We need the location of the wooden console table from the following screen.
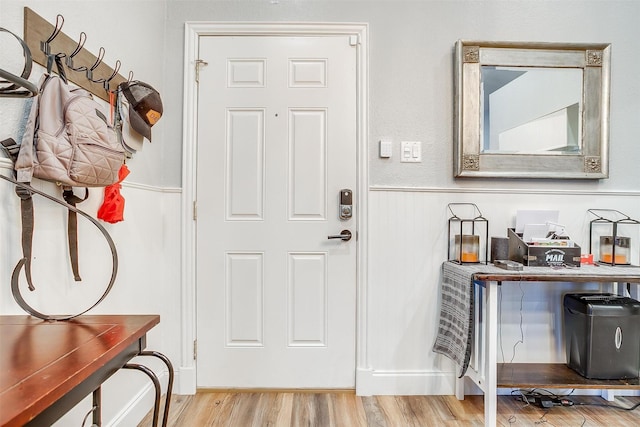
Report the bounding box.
[0,315,172,427]
[436,262,640,427]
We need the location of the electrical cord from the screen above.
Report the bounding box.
[499,277,640,421]
[81,405,98,427]
[512,389,567,405]
[502,280,526,424]
[512,388,640,411]
[575,399,640,411]
[499,279,525,365]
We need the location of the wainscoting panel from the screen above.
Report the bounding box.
[364,187,640,395]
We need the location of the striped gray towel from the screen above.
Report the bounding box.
[432,262,476,377]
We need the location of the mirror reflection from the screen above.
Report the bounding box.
[481,67,583,154]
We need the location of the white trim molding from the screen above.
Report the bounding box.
[109,371,171,427]
[121,182,181,194]
[181,22,369,395]
[370,185,640,197]
[357,368,457,396]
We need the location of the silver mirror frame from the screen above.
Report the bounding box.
[454,40,611,179]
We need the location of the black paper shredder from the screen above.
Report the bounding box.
[564,293,640,380]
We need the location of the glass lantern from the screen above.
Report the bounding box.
[599,236,631,265]
[588,209,640,266]
[448,203,488,264]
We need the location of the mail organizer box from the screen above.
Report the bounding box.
[507,228,581,267]
[564,293,640,379]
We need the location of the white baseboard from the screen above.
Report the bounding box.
[108,370,171,427]
[356,368,456,396]
[356,368,640,398]
[178,366,197,395]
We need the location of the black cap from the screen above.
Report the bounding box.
[118,80,163,142]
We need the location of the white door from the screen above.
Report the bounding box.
[196,35,357,388]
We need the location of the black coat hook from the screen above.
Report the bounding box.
[39,14,68,78]
[103,59,121,91]
[86,46,105,82]
[66,31,87,71]
[40,14,64,56]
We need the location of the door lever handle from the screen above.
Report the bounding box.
[328,230,352,242]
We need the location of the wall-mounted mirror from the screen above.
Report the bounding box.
[454,40,611,179]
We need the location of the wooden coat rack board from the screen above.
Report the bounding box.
[23,7,128,102]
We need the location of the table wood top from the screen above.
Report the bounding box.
[445,261,640,283]
[0,315,159,427]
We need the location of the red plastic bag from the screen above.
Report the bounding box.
[97,164,130,223]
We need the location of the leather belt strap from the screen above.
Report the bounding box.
[15,186,36,291]
[63,187,89,281]
[0,27,33,95]
[0,174,118,321]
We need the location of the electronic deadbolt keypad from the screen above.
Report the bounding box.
[339,189,353,220]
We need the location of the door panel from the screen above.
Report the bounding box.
[196,35,357,388]
[226,109,265,219]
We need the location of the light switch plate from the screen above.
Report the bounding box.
[400,141,421,162]
[379,140,392,158]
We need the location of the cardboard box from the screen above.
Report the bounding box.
[508,228,581,267]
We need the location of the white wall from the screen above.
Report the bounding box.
[0,1,180,425]
[163,0,640,190]
[1,1,639,424]
[163,0,640,396]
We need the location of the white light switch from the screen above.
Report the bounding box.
[379,140,393,158]
[400,141,421,162]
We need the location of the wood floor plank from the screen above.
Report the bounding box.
[328,392,368,427]
[227,392,263,426]
[375,396,410,426]
[255,392,291,427]
[406,394,459,424]
[187,392,233,426]
[160,394,192,426]
[274,392,295,426]
[360,396,388,427]
[290,393,331,427]
[440,395,483,423]
[138,394,192,427]
[138,392,640,426]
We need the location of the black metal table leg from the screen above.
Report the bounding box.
[137,351,174,427]
[92,387,101,426]
[123,364,161,427]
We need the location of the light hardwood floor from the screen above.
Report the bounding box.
[138,391,640,426]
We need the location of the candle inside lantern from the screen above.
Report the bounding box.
[599,236,631,265]
[455,234,480,263]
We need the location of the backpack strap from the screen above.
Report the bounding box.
[13,184,90,288]
[14,74,48,184]
[62,187,89,281]
[0,173,118,320]
[1,138,20,164]
[46,52,67,84]
[15,186,36,291]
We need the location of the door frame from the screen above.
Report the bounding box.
[179,22,369,394]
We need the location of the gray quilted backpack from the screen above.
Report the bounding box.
[15,71,125,186]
